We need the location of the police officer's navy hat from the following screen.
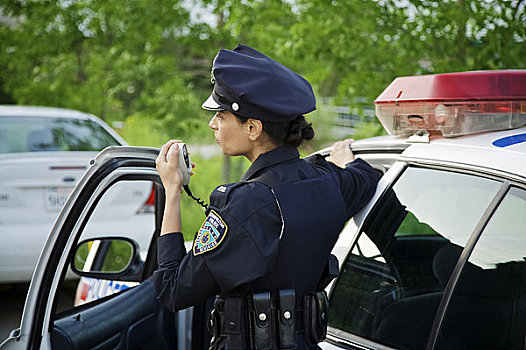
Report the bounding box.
[202,44,316,122]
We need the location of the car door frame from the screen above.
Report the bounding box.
[1,146,163,350]
[320,160,407,350]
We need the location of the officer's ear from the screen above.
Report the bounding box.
[247,118,264,141]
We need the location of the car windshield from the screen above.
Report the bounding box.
[0,116,119,154]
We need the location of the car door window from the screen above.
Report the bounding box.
[328,167,502,350]
[436,186,526,350]
[55,179,155,312]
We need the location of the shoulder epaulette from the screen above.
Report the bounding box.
[207,182,244,215]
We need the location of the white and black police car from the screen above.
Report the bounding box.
[2,70,526,350]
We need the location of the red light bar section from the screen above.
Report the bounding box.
[375,70,526,104]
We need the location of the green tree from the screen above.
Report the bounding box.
[2,0,525,144]
[403,0,526,72]
[288,0,526,103]
[279,0,526,140]
[0,0,214,143]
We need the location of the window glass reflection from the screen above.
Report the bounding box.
[393,168,500,247]
[469,187,526,268]
[328,167,501,350]
[0,116,119,154]
[437,187,526,350]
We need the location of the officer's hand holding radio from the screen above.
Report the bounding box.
[156,140,193,191]
[156,140,195,235]
[327,138,355,168]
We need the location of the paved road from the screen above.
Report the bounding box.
[0,282,76,343]
[0,283,28,342]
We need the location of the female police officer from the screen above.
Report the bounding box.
[153,45,381,349]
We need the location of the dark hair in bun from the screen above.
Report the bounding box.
[273,115,314,147]
[235,115,314,147]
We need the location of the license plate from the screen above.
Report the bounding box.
[45,187,72,211]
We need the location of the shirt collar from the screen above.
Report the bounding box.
[240,145,300,182]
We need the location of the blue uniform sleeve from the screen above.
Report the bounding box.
[314,157,381,218]
[152,232,221,312]
[340,158,382,217]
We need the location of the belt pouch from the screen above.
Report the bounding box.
[303,291,329,346]
[224,297,245,350]
[251,291,272,350]
[278,289,296,349]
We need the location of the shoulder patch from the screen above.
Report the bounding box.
[193,210,228,256]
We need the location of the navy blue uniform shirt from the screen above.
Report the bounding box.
[153,146,381,313]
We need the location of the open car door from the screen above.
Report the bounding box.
[1,146,188,350]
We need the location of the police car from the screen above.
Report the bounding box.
[2,70,526,350]
[320,70,526,350]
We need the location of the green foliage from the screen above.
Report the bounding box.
[402,0,526,72]
[396,212,438,237]
[290,0,411,100]
[351,119,387,141]
[118,113,169,147]
[2,0,525,144]
[0,0,211,129]
[2,0,526,242]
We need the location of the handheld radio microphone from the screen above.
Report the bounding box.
[167,143,208,210]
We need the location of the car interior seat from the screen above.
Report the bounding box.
[373,243,512,350]
[371,244,458,349]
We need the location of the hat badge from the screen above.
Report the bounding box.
[232,102,239,111]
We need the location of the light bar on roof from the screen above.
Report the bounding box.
[375,70,526,137]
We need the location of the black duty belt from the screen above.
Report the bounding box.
[208,289,328,350]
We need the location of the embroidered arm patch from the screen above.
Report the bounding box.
[193,210,228,255]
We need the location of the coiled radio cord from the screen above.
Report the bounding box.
[183,185,208,210]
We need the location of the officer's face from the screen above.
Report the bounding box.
[209,111,252,157]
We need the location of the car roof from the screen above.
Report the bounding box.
[401,126,526,180]
[0,105,95,119]
[330,126,526,181]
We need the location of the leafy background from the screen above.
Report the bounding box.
[1,0,525,236]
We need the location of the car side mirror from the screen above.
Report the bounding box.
[71,237,144,282]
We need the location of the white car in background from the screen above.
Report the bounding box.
[0,106,155,283]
